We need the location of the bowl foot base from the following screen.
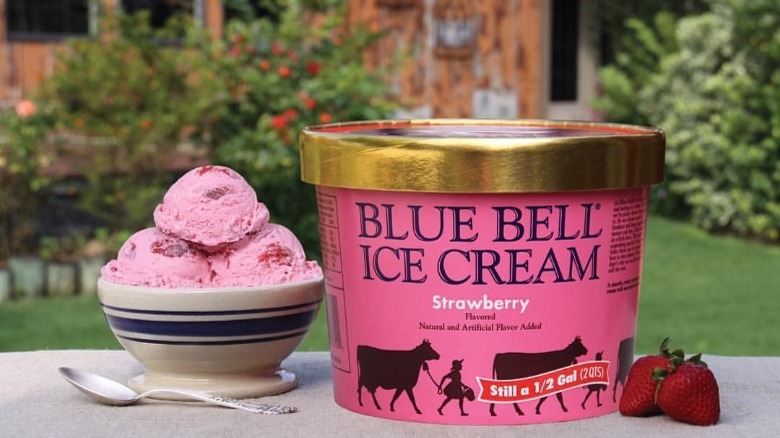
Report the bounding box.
[127,368,297,400]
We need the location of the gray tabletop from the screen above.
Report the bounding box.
[0,350,777,437]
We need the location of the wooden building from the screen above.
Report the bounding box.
[1,0,599,120]
[0,0,225,105]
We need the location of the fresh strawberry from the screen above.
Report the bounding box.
[654,354,720,426]
[619,338,676,417]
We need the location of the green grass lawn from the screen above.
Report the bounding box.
[0,292,330,352]
[1,215,779,355]
[636,216,780,355]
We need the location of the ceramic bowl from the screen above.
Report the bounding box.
[97,276,324,399]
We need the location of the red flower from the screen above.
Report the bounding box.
[15,99,36,118]
[307,61,321,76]
[228,46,241,58]
[272,42,285,56]
[297,91,317,110]
[278,66,292,78]
[318,113,333,124]
[272,114,288,129]
[284,108,299,120]
[258,59,271,71]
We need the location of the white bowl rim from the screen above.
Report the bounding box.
[97,275,325,296]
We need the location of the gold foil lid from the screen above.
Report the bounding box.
[299,119,666,193]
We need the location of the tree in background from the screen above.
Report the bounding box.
[196,0,396,253]
[592,0,708,124]
[596,1,709,64]
[18,0,394,257]
[39,9,221,238]
[0,101,55,259]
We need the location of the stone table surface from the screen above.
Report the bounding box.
[0,350,777,437]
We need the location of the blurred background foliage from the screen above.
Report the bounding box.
[38,10,221,242]
[0,101,56,260]
[2,0,780,263]
[595,0,780,241]
[0,0,396,260]
[199,0,395,253]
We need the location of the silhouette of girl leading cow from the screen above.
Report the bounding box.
[355,336,635,417]
[436,359,474,416]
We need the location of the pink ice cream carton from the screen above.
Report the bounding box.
[299,119,665,425]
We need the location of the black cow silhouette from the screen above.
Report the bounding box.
[612,337,635,402]
[489,336,588,416]
[581,351,607,409]
[356,339,440,414]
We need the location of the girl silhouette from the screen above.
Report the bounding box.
[437,359,470,416]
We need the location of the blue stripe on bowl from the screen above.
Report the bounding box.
[105,309,317,338]
[115,328,309,346]
[100,299,321,316]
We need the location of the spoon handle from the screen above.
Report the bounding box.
[141,389,298,414]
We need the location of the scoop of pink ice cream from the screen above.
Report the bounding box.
[153,165,270,250]
[100,228,211,288]
[209,223,323,287]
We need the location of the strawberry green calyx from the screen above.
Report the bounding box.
[657,337,671,356]
[653,350,708,382]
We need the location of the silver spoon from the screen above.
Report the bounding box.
[59,367,297,414]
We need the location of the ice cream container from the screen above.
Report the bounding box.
[299,119,665,425]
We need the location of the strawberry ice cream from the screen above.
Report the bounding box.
[100,228,211,288]
[101,165,322,288]
[153,165,270,250]
[210,223,321,287]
